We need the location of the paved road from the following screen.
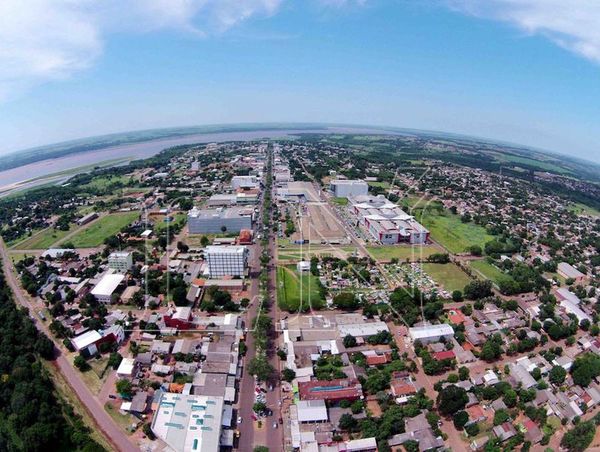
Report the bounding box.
[0,238,138,452]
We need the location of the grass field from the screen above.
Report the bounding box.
[422,263,472,293]
[11,225,76,250]
[367,181,390,189]
[469,260,513,285]
[277,265,325,312]
[153,212,187,232]
[415,209,493,254]
[62,212,138,247]
[42,362,113,450]
[332,197,349,206]
[81,175,131,190]
[569,202,600,217]
[367,245,440,262]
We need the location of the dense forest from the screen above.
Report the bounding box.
[0,259,104,451]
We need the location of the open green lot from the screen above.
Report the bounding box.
[418,211,493,254]
[61,212,138,247]
[153,212,187,232]
[367,244,440,262]
[422,263,472,293]
[469,260,513,285]
[332,197,349,206]
[277,265,325,312]
[11,225,76,250]
[81,174,132,191]
[569,202,600,217]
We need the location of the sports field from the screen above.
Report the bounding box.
[62,212,139,247]
[277,265,325,312]
[367,245,440,262]
[422,263,472,293]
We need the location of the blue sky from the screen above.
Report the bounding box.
[1,0,599,162]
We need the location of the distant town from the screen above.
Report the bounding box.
[0,133,599,452]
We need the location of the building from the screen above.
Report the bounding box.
[298,378,363,402]
[205,246,249,278]
[296,400,329,423]
[350,195,429,245]
[90,274,125,303]
[77,212,98,226]
[188,207,252,234]
[108,251,133,273]
[231,175,258,190]
[238,229,253,245]
[164,307,194,330]
[116,357,136,378]
[557,262,587,282]
[330,179,369,198]
[408,324,454,344]
[151,393,225,452]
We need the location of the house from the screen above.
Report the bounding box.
[557,262,587,283]
[493,422,517,442]
[90,274,125,303]
[163,307,194,330]
[116,357,136,378]
[296,400,328,423]
[298,379,363,402]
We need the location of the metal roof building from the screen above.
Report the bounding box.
[297,400,329,423]
[91,273,125,303]
[408,324,454,344]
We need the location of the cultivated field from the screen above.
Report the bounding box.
[62,212,139,247]
[277,265,325,312]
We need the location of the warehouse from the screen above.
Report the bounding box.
[330,179,369,198]
[408,324,454,344]
[188,207,253,234]
[91,274,125,303]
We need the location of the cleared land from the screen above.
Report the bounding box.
[298,203,347,243]
[277,265,325,312]
[367,245,440,262]
[422,263,472,293]
[62,212,139,247]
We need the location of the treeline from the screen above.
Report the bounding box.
[0,260,105,451]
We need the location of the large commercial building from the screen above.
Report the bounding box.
[91,274,125,303]
[205,246,249,278]
[408,324,454,344]
[350,195,429,245]
[151,392,226,452]
[231,175,258,190]
[108,251,133,273]
[188,207,253,234]
[330,179,369,198]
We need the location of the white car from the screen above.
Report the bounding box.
[237,417,242,424]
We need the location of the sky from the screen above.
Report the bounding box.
[0,0,599,163]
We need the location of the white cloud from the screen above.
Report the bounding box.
[0,0,283,100]
[446,0,600,63]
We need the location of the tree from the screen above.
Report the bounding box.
[459,366,470,381]
[253,447,269,452]
[560,421,596,452]
[343,334,357,348]
[253,402,267,414]
[437,385,468,416]
[503,389,518,408]
[480,335,503,361]
[453,410,469,429]
[463,280,493,300]
[572,353,600,387]
[200,235,210,247]
[248,355,274,382]
[282,368,296,382]
[452,290,464,302]
[333,292,359,310]
[172,286,188,306]
[116,379,133,398]
[107,352,123,369]
[549,366,567,385]
[338,413,357,431]
[74,355,90,371]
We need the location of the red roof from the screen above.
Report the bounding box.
[448,310,466,325]
[366,354,390,366]
[239,229,253,244]
[298,379,363,402]
[391,381,417,397]
[433,350,455,361]
[466,404,485,421]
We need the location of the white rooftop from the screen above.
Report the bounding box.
[116,357,135,376]
[409,324,454,340]
[297,400,328,422]
[205,245,247,255]
[91,274,125,297]
[72,330,102,350]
